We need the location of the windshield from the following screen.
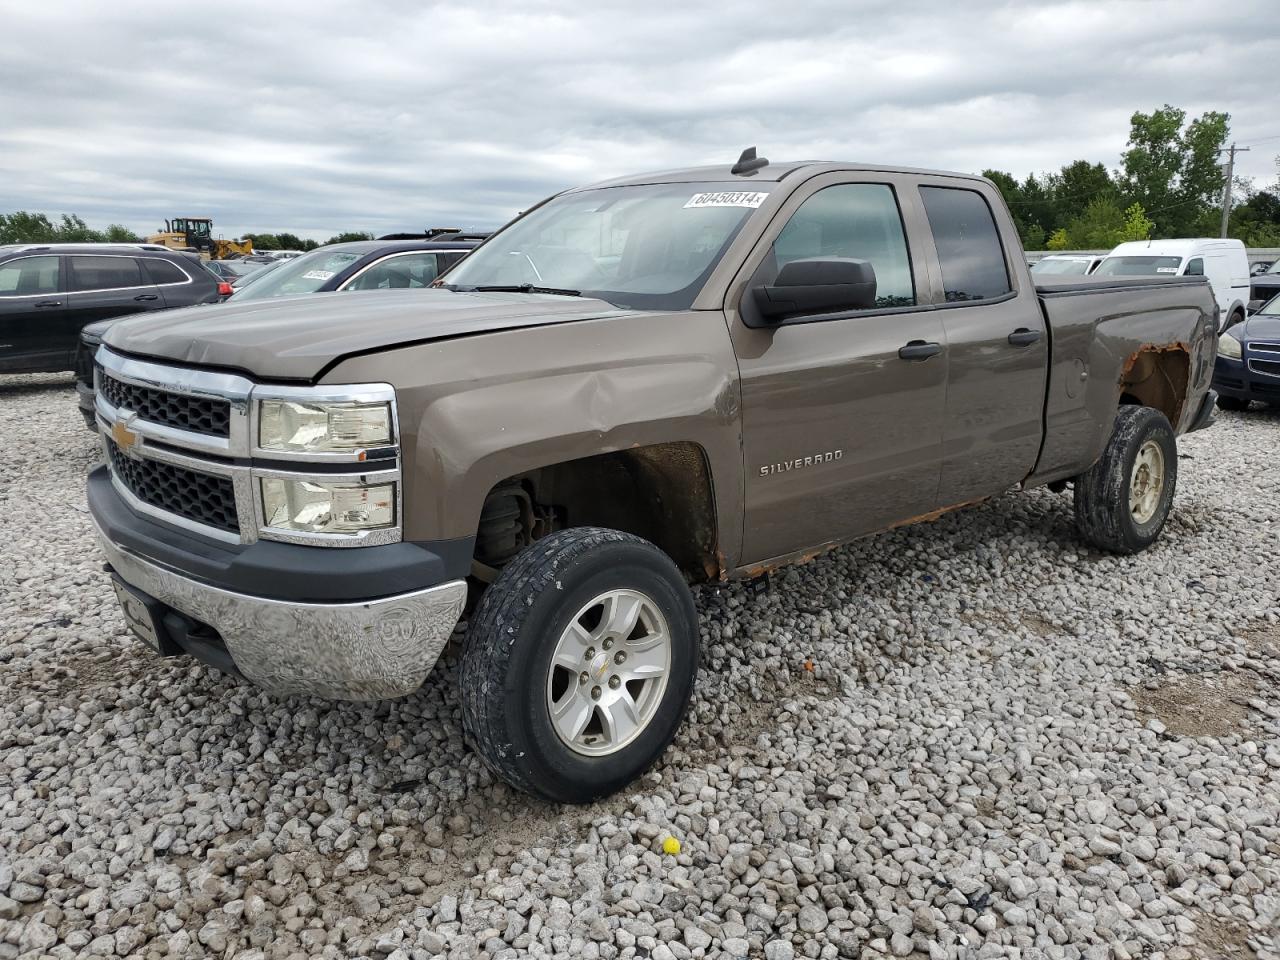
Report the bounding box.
[229,248,361,300]
[442,182,774,310]
[1094,255,1183,276]
[1259,295,1280,316]
[1031,258,1092,276]
[1267,260,1280,275]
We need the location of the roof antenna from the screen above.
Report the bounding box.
[731,146,769,177]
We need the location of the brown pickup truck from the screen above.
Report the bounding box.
[88,152,1218,802]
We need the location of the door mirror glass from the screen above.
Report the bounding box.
[753,257,877,321]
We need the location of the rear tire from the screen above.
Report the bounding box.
[460,527,699,803]
[1217,394,1249,412]
[1074,406,1177,554]
[1223,309,1245,332]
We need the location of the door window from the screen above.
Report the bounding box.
[0,256,60,296]
[342,253,440,290]
[919,187,1011,302]
[142,258,189,285]
[770,184,915,308]
[70,256,145,292]
[1184,258,1204,276]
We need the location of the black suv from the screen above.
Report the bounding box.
[0,244,221,380]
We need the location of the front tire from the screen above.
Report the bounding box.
[460,527,699,803]
[1073,405,1177,554]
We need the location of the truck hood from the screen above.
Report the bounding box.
[102,288,630,381]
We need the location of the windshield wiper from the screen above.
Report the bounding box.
[469,283,582,297]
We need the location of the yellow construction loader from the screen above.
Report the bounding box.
[146,217,253,260]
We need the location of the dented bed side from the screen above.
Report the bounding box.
[1027,276,1217,487]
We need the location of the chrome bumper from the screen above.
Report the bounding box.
[95,521,467,701]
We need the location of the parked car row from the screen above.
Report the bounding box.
[66,234,488,427]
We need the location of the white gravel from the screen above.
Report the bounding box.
[1,372,1278,960]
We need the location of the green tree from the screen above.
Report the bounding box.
[103,224,142,243]
[1118,105,1229,237]
[0,212,58,243]
[1119,203,1154,242]
[1050,160,1116,225]
[324,231,374,245]
[244,233,280,250]
[1046,228,1070,250]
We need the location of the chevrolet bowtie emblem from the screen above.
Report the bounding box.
[111,416,141,457]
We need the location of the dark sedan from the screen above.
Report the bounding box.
[1215,294,1280,410]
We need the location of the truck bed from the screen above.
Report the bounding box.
[1029,274,1216,485]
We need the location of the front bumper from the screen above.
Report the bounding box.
[90,467,467,701]
[1214,354,1280,404]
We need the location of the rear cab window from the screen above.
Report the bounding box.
[0,256,60,295]
[919,186,1011,302]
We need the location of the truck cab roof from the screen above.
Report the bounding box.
[575,160,989,191]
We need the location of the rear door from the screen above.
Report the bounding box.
[730,173,948,564]
[915,181,1048,505]
[0,255,67,371]
[141,256,207,308]
[66,255,163,334]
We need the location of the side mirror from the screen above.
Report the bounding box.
[1247,299,1264,315]
[753,257,876,322]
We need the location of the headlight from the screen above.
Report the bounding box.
[1218,334,1242,360]
[258,398,392,454]
[261,477,396,534]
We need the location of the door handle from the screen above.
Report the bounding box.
[34,300,62,308]
[898,340,942,361]
[1008,327,1042,346]
[134,294,159,302]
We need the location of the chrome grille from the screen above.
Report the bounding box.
[106,439,239,534]
[99,370,231,437]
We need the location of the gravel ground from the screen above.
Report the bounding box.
[1,373,1278,960]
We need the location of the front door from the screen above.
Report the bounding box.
[729,174,948,566]
[0,255,67,372]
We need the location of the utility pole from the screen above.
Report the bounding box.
[1219,142,1250,238]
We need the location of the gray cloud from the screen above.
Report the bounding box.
[2,0,1277,240]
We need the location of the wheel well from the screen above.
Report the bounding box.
[1118,344,1190,427]
[473,441,721,583]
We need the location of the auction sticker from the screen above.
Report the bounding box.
[1156,267,1178,273]
[302,270,335,281]
[684,191,769,209]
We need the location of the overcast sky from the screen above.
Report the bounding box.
[2,0,1278,241]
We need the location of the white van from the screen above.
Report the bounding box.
[1094,239,1251,330]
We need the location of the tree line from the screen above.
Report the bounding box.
[0,214,373,252]
[5,105,1278,253]
[984,105,1279,249]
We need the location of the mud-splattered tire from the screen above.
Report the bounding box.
[1073,405,1177,554]
[1217,394,1249,412]
[460,527,699,804]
